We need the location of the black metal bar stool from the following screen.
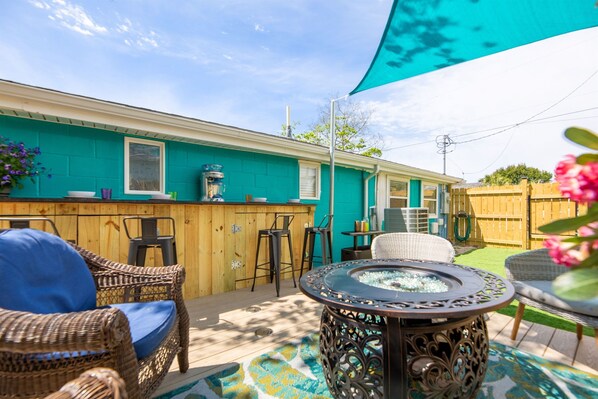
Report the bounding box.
[300,214,333,277]
[251,213,296,297]
[0,217,60,236]
[123,216,177,266]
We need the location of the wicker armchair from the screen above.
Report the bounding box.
[0,229,189,399]
[505,248,598,345]
[44,368,127,399]
[371,232,455,262]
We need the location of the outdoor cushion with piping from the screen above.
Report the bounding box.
[111,300,177,359]
[31,300,177,362]
[0,228,96,314]
[512,280,598,318]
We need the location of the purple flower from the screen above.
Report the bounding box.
[0,135,47,189]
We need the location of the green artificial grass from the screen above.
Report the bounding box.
[455,247,594,337]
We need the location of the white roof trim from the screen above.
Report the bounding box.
[0,80,462,184]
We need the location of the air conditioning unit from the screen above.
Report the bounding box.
[384,207,429,233]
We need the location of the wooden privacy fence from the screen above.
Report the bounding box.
[449,180,586,249]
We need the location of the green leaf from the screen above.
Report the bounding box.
[539,212,597,234]
[576,153,598,165]
[553,268,598,301]
[565,127,598,150]
[561,236,598,247]
[578,250,598,268]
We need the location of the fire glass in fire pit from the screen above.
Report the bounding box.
[356,269,449,293]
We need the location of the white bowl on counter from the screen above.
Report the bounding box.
[253,197,267,203]
[67,191,96,198]
[151,193,172,200]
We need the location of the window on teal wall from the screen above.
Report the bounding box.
[124,137,165,194]
[387,178,408,208]
[422,182,438,217]
[299,161,320,200]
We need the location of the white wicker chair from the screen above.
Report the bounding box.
[371,232,455,263]
[505,248,598,345]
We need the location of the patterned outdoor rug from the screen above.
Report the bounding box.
[155,334,598,399]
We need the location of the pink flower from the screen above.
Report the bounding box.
[555,155,598,204]
[544,222,598,267]
[544,236,583,267]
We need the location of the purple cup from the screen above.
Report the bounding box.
[101,188,112,200]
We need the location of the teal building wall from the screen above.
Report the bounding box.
[1,114,372,261]
[0,115,299,202]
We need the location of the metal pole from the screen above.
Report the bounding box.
[329,95,348,245]
[286,105,292,138]
[329,99,336,235]
[436,134,454,175]
[443,135,447,174]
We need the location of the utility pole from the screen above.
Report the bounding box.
[436,134,455,174]
[285,105,292,138]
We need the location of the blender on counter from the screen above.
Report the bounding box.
[201,164,225,201]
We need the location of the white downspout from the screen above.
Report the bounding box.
[364,165,380,229]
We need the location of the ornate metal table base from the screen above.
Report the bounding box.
[319,306,489,399]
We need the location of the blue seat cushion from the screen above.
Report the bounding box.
[111,300,177,359]
[0,229,96,314]
[514,280,598,317]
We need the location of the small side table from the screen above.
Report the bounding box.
[340,230,384,260]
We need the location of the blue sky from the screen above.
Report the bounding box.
[1,0,598,182]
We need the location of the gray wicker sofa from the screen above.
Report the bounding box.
[504,248,598,345]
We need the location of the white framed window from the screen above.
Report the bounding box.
[422,182,438,217]
[124,137,165,195]
[387,178,409,208]
[299,161,320,200]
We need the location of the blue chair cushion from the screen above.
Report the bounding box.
[0,229,96,314]
[514,280,598,317]
[111,300,177,359]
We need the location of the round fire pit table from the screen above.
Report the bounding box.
[299,258,515,399]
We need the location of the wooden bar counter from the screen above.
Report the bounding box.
[0,198,315,300]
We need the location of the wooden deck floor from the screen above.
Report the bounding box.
[153,280,598,397]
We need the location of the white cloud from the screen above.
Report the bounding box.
[137,36,158,48]
[29,0,163,51]
[113,16,161,51]
[29,0,50,10]
[117,18,132,33]
[254,24,265,32]
[49,0,107,36]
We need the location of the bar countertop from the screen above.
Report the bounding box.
[0,197,311,206]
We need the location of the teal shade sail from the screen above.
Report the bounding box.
[351,0,598,94]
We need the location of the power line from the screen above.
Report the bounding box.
[382,67,598,177]
[384,105,598,151]
[455,68,598,176]
[452,106,598,139]
[454,67,598,145]
[462,130,517,175]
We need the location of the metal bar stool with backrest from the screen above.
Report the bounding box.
[123,216,177,266]
[252,213,296,297]
[300,214,333,277]
[0,217,60,236]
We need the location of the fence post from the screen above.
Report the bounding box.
[521,178,530,250]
